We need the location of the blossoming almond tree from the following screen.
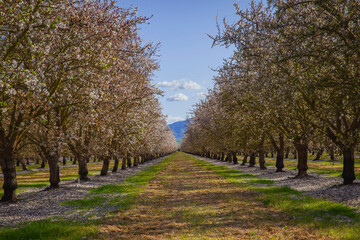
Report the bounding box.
[0,0,70,202]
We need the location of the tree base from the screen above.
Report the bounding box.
[295,172,309,178]
[0,195,17,203]
[343,177,354,185]
[80,177,90,181]
[49,184,59,189]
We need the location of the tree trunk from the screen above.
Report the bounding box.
[249,153,256,167]
[276,135,285,172]
[241,155,248,165]
[0,150,18,202]
[133,156,139,167]
[112,157,119,172]
[121,157,127,170]
[62,156,66,166]
[259,151,266,169]
[221,152,225,161]
[329,146,335,161]
[78,156,90,181]
[341,147,355,185]
[100,157,110,176]
[314,147,323,161]
[232,152,238,164]
[40,157,46,168]
[285,147,290,158]
[259,139,267,170]
[294,142,308,178]
[48,157,60,188]
[20,159,27,170]
[127,156,132,168]
[72,157,76,165]
[225,153,231,162]
[293,150,297,159]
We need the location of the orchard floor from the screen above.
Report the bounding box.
[99,152,331,239]
[2,152,359,239]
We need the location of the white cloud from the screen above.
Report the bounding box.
[167,93,189,102]
[196,92,207,99]
[166,116,185,124]
[157,79,202,91]
[180,81,201,90]
[157,80,179,88]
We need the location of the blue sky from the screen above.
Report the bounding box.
[121,0,249,123]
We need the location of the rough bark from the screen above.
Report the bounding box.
[241,155,248,165]
[249,153,256,167]
[112,156,119,172]
[20,159,27,170]
[329,146,335,161]
[127,156,132,168]
[100,157,110,176]
[133,156,139,167]
[121,157,127,170]
[294,141,308,178]
[232,152,238,164]
[78,156,90,180]
[40,157,46,168]
[48,157,60,188]
[341,147,355,185]
[259,151,266,169]
[225,153,231,162]
[0,149,18,202]
[270,134,284,172]
[285,147,290,158]
[314,147,323,161]
[259,139,267,170]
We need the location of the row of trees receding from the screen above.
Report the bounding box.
[181,0,360,185]
[0,0,178,202]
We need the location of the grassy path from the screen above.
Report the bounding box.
[2,152,359,239]
[99,152,327,239]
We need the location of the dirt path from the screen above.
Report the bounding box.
[99,153,327,239]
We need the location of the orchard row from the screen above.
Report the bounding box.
[0,0,177,202]
[181,0,360,184]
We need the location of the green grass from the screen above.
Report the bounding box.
[15,163,43,172]
[0,155,174,240]
[0,220,97,240]
[63,155,172,210]
[191,155,360,239]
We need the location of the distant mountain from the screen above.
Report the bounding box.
[168,120,188,143]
